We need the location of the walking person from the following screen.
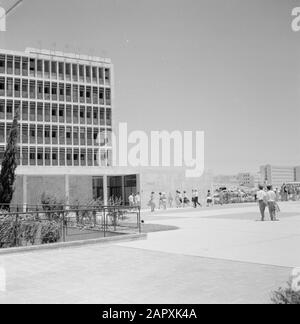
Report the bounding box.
[158,193,163,209]
[192,190,196,208]
[183,191,190,207]
[162,192,167,210]
[257,185,267,221]
[168,192,174,208]
[128,193,134,207]
[206,190,213,207]
[194,189,202,208]
[134,192,141,207]
[266,185,278,221]
[175,191,182,208]
[148,192,156,213]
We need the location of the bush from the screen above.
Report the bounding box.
[40,221,61,244]
[271,282,300,304]
[0,212,61,248]
[41,193,65,221]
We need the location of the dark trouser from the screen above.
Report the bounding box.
[195,197,202,207]
[268,201,276,221]
[259,200,266,221]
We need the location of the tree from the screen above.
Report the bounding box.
[0,115,19,209]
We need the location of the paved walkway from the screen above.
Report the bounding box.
[0,202,298,304]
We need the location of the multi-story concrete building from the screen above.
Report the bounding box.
[0,47,141,207]
[0,47,212,209]
[260,165,300,188]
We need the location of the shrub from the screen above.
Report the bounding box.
[41,193,65,221]
[271,282,300,304]
[40,220,61,244]
[0,212,61,248]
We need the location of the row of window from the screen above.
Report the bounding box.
[0,100,112,126]
[0,78,111,105]
[0,55,111,84]
[0,123,112,147]
[0,146,112,167]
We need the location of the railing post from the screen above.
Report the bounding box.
[14,214,19,247]
[62,211,66,242]
[103,208,106,238]
[138,207,141,234]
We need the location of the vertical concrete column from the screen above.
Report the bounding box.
[121,176,125,205]
[103,175,108,206]
[65,175,70,207]
[23,175,28,212]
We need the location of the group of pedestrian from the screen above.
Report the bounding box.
[257,185,280,221]
[148,189,206,213]
[128,192,141,207]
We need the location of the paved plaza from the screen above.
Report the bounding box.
[0,202,299,304]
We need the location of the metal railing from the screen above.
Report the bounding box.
[0,205,141,249]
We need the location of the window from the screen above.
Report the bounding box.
[22,79,28,98]
[67,149,72,166]
[99,88,104,104]
[105,89,111,105]
[44,82,50,100]
[0,123,5,143]
[105,68,110,84]
[37,148,43,166]
[29,148,36,165]
[80,106,85,124]
[29,58,36,77]
[66,84,71,102]
[37,126,43,144]
[22,125,28,143]
[73,85,78,102]
[51,62,57,78]
[52,104,58,122]
[87,128,93,146]
[37,81,43,100]
[93,107,99,125]
[59,62,64,80]
[14,79,21,98]
[6,101,13,120]
[93,87,98,104]
[30,80,36,99]
[87,107,92,124]
[99,68,104,84]
[30,102,36,121]
[0,100,4,119]
[44,61,50,78]
[22,57,28,76]
[44,103,50,122]
[52,148,58,166]
[79,65,84,82]
[80,86,85,103]
[7,78,13,97]
[93,177,103,200]
[30,125,36,144]
[59,148,65,166]
[22,147,28,166]
[86,66,91,82]
[92,67,98,83]
[66,63,71,81]
[45,148,51,166]
[59,127,65,145]
[80,149,86,166]
[7,56,13,74]
[45,126,50,144]
[59,83,65,101]
[73,106,79,124]
[66,105,72,123]
[72,64,78,81]
[74,149,79,166]
[22,102,28,121]
[52,83,57,101]
[52,126,58,145]
[73,127,79,145]
[86,86,91,103]
[0,55,5,74]
[80,128,86,145]
[66,127,72,145]
[100,108,105,125]
[37,60,43,78]
[106,109,112,126]
[0,77,5,96]
[37,103,43,122]
[59,105,65,123]
[14,57,21,75]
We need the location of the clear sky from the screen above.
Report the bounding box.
[1,0,300,175]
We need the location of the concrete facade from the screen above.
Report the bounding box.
[260,165,300,188]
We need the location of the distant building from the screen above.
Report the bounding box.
[260,165,300,188]
[213,174,239,190]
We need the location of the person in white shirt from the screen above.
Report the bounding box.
[128,193,134,207]
[134,193,141,206]
[266,185,278,221]
[257,185,267,221]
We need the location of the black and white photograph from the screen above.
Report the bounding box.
[0,0,300,308]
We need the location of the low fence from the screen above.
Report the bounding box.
[0,205,141,249]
